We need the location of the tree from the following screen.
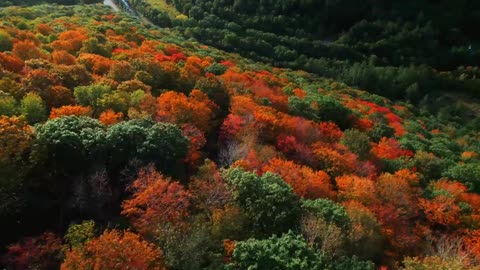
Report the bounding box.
[335,175,377,205]
[341,129,371,159]
[61,230,165,270]
[121,165,191,237]
[64,220,96,249]
[35,116,106,170]
[228,232,331,270]
[3,232,63,270]
[49,105,92,119]
[52,50,76,65]
[0,30,13,52]
[73,84,112,115]
[20,92,47,124]
[302,199,350,229]
[223,167,300,236]
[0,116,35,214]
[99,109,123,126]
[12,40,46,60]
[262,158,334,199]
[157,90,217,133]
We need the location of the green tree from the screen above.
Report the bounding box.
[73,84,112,115]
[0,94,18,116]
[64,220,96,249]
[0,30,13,52]
[341,129,371,159]
[301,199,351,229]
[223,168,300,236]
[228,232,331,270]
[36,116,106,170]
[20,93,47,124]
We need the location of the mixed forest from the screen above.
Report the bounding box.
[0,1,479,270]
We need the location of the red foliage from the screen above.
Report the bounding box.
[263,158,334,199]
[0,52,24,72]
[372,137,413,160]
[121,165,191,237]
[220,114,246,141]
[3,232,62,270]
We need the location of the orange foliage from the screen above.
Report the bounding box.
[0,52,24,72]
[51,29,88,54]
[262,158,334,199]
[61,230,165,270]
[157,90,217,133]
[36,24,53,36]
[49,105,92,119]
[336,175,377,205]
[52,50,76,65]
[312,143,356,176]
[372,137,413,160]
[0,116,34,163]
[419,196,461,226]
[99,109,123,126]
[121,165,191,237]
[77,53,113,75]
[13,40,47,61]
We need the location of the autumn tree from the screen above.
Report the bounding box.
[99,109,123,126]
[336,175,377,205]
[157,90,218,133]
[52,50,76,65]
[121,165,191,237]
[13,40,47,60]
[262,158,334,199]
[61,230,165,270]
[0,116,35,214]
[49,105,92,119]
[3,232,63,270]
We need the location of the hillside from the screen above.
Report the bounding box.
[120,0,480,101]
[0,3,480,270]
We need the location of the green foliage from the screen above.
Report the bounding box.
[106,119,189,168]
[301,199,350,229]
[228,232,331,270]
[74,84,112,114]
[36,116,106,169]
[0,30,13,52]
[288,94,352,129]
[223,168,300,236]
[20,93,47,124]
[341,129,371,159]
[334,256,374,270]
[205,62,227,75]
[368,123,395,142]
[443,163,480,192]
[0,94,18,116]
[64,220,96,249]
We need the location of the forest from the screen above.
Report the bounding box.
[0,1,480,270]
[120,0,480,101]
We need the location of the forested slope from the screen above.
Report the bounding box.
[0,3,479,270]
[120,0,480,101]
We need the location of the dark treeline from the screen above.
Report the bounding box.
[122,0,480,101]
